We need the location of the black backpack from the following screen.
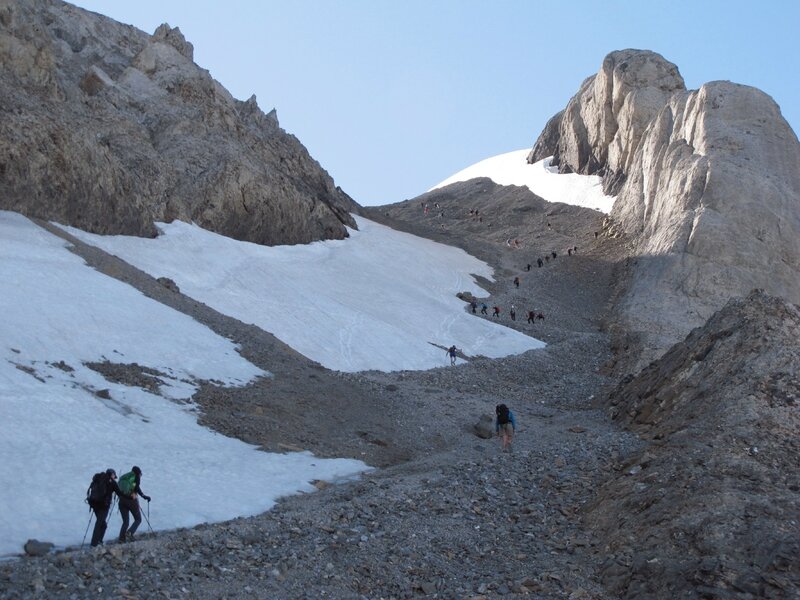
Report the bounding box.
[86,472,110,507]
[496,404,510,425]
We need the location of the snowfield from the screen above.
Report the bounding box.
[431,150,615,213]
[1,209,547,557]
[0,212,366,557]
[66,215,545,373]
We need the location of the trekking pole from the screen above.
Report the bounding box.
[80,511,93,549]
[142,501,155,534]
[106,495,117,527]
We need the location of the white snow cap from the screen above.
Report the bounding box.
[431,150,615,213]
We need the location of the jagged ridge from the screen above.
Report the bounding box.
[0,0,358,245]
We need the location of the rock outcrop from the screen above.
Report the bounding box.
[528,50,686,196]
[587,291,800,599]
[0,0,358,245]
[530,50,800,370]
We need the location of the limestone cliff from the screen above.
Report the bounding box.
[0,0,358,245]
[529,50,686,195]
[530,50,800,369]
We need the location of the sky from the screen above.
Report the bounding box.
[69,1,799,206]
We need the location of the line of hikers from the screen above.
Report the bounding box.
[468,300,544,323]
[86,465,151,547]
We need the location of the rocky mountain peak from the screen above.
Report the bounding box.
[530,49,800,371]
[0,0,358,245]
[152,23,193,60]
[529,49,685,195]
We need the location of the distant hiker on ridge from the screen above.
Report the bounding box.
[510,305,516,321]
[537,258,543,268]
[480,303,488,315]
[513,276,520,288]
[492,306,500,318]
[118,466,151,543]
[526,310,535,324]
[470,300,477,314]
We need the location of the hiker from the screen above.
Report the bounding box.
[537,258,543,268]
[568,248,572,256]
[551,251,557,259]
[537,312,545,320]
[495,404,516,452]
[526,310,535,324]
[480,303,488,315]
[118,466,151,543]
[594,231,598,238]
[492,306,500,318]
[86,468,130,547]
[470,300,477,314]
[446,345,458,366]
[510,306,516,321]
[573,246,578,253]
[513,276,520,288]
[526,263,531,272]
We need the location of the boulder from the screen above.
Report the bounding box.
[473,414,494,439]
[24,539,53,557]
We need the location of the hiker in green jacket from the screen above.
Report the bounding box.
[118,466,151,542]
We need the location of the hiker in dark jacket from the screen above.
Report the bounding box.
[118,466,151,543]
[495,404,517,452]
[88,469,130,547]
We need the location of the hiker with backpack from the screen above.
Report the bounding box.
[118,466,151,543]
[495,404,516,452]
[446,345,458,366]
[86,468,131,547]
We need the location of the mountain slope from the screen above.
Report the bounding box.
[588,291,800,599]
[0,0,358,245]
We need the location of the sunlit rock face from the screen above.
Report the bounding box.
[0,0,358,245]
[530,50,800,369]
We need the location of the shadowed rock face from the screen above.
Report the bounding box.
[0,0,358,245]
[530,50,800,370]
[589,291,800,599]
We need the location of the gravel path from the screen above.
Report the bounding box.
[1,195,639,599]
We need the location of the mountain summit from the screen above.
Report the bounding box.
[531,49,800,370]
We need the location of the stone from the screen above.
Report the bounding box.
[156,277,180,294]
[473,414,494,439]
[23,539,53,557]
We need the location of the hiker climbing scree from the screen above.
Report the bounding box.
[495,404,516,453]
[118,466,151,543]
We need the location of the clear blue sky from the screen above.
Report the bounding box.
[71,1,799,206]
